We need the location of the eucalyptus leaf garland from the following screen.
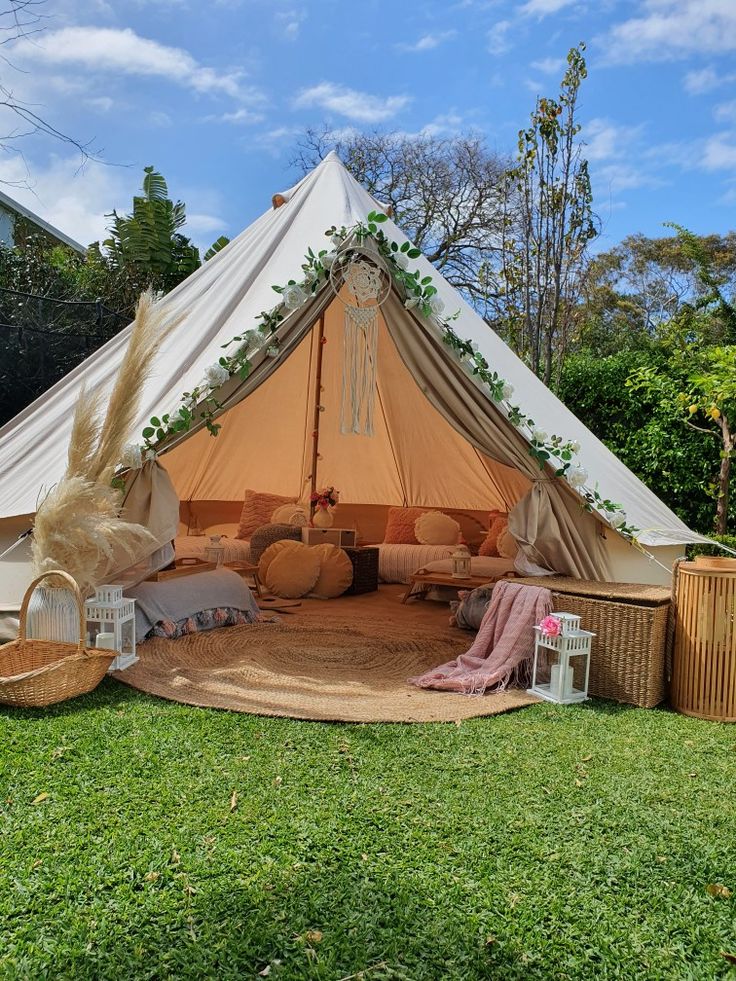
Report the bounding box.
[129,212,638,541]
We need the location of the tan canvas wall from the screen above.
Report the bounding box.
[162,298,531,512]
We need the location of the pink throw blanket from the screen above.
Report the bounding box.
[409,581,552,695]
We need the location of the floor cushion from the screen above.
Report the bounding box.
[258,538,304,580]
[414,510,461,546]
[264,545,322,599]
[420,556,516,578]
[309,544,354,599]
[478,514,508,557]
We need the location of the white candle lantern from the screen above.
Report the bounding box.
[529,613,594,705]
[451,544,472,579]
[84,585,137,672]
[205,534,225,567]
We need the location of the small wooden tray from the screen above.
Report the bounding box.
[147,560,216,582]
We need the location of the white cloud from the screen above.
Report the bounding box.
[206,107,265,125]
[530,56,566,74]
[85,96,114,113]
[521,0,577,15]
[595,162,665,192]
[487,20,511,54]
[396,30,457,53]
[0,155,131,246]
[714,100,736,124]
[419,112,464,137]
[186,212,226,234]
[701,132,736,170]
[276,7,306,41]
[294,83,411,123]
[584,118,643,162]
[10,26,261,101]
[148,110,173,127]
[683,65,736,94]
[602,1,736,64]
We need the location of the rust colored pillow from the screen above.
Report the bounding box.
[383,506,430,544]
[478,514,508,557]
[237,489,296,540]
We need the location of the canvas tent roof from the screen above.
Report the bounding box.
[0,152,707,600]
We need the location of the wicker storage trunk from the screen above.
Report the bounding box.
[514,576,671,708]
[344,547,379,595]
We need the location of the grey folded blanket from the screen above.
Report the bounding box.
[126,569,258,642]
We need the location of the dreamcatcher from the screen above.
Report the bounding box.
[329,243,391,436]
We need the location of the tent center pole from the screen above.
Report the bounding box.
[309,311,326,508]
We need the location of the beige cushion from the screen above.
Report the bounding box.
[237,489,296,539]
[265,545,322,599]
[420,556,516,578]
[271,503,309,527]
[309,544,354,599]
[258,539,304,580]
[497,528,519,559]
[414,511,461,546]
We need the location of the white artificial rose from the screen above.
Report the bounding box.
[204,363,230,388]
[569,439,581,454]
[606,510,627,530]
[430,296,445,316]
[404,296,420,310]
[167,405,183,422]
[394,252,409,269]
[322,252,336,269]
[242,330,260,349]
[121,443,143,470]
[532,428,548,444]
[566,463,588,489]
[331,233,343,246]
[502,382,514,400]
[283,284,307,310]
[144,448,157,462]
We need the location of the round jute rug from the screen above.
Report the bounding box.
[115,620,539,723]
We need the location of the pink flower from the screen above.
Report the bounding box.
[539,615,562,637]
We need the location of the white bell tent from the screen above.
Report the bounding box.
[0,152,708,607]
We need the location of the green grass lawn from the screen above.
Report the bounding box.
[1,682,735,980]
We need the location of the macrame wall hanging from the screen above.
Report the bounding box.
[330,244,390,436]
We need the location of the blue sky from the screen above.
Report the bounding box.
[4,0,736,254]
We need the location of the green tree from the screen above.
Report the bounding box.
[626,227,736,535]
[500,42,598,385]
[92,166,201,298]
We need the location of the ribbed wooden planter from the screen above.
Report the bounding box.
[671,558,736,722]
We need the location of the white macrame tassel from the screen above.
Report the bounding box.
[340,305,378,436]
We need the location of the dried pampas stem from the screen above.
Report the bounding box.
[90,290,181,485]
[32,289,182,592]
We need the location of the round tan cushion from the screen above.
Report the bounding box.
[414,510,461,546]
[309,544,354,599]
[265,545,322,599]
[258,539,304,580]
[497,528,519,559]
[271,503,309,527]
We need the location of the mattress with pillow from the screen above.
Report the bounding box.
[175,529,252,564]
[377,544,457,584]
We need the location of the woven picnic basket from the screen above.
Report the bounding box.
[0,571,115,708]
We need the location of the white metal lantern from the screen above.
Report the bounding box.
[205,534,225,567]
[85,585,137,672]
[451,544,472,579]
[528,613,594,705]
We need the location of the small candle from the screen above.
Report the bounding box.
[549,663,561,698]
[95,632,117,651]
[563,662,576,698]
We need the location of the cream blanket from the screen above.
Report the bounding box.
[409,580,552,694]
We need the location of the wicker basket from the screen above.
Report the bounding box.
[513,576,671,708]
[344,547,379,595]
[249,523,303,564]
[0,571,115,709]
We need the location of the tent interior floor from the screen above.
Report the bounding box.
[115,585,540,723]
